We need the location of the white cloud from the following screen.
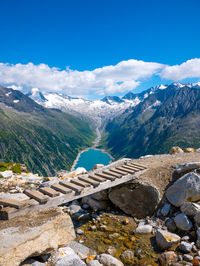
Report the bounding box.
[160,58,200,81]
[0,60,164,96]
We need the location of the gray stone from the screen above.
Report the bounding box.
[135,224,152,234]
[196,227,200,248]
[0,208,75,266]
[179,241,193,253]
[69,204,82,215]
[175,162,200,174]
[174,213,193,231]
[166,218,177,233]
[161,203,171,216]
[156,230,181,250]
[49,247,86,265]
[194,212,200,227]
[183,254,193,262]
[120,250,134,260]
[109,183,160,219]
[98,254,124,266]
[82,204,90,209]
[76,229,84,235]
[91,190,108,201]
[87,260,103,266]
[166,172,200,207]
[82,196,108,211]
[0,170,13,178]
[180,202,200,216]
[68,241,96,260]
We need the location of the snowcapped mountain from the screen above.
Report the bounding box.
[26,82,200,128]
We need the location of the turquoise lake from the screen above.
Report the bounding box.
[74,148,112,171]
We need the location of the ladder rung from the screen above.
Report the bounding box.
[24,190,49,204]
[79,176,100,187]
[0,198,26,209]
[89,175,106,183]
[103,170,122,178]
[95,172,116,181]
[59,181,84,193]
[39,187,60,197]
[51,183,72,194]
[116,166,135,174]
[71,179,91,188]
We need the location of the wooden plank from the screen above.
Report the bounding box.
[71,179,91,188]
[89,175,106,183]
[39,187,60,197]
[79,176,100,187]
[109,168,129,175]
[0,198,26,209]
[59,181,84,193]
[51,183,72,194]
[123,164,140,172]
[22,199,39,207]
[128,162,147,169]
[95,172,116,181]
[24,190,49,204]
[121,164,138,171]
[116,166,135,174]
[103,170,122,178]
[0,207,17,220]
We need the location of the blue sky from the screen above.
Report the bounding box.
[0,0,200,98]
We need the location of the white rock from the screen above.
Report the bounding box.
[180,202,200,216]
[166,172,200,207]
[135,224,152,234]
[174,213,193,231]
[156,230,181,250]
[92,164,104,170]
[161,203,171,216]
[175,162,200,174]
[179,241,193,253]
[67,241,96,260]
[73,167,87,175]
[98,254,124,266]
[87,260,103,266]
[69,204,82,215]
[0,170,13,178]
[49,247,86,266]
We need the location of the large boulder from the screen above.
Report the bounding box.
[82,196,108,211]
[174,213,193,231]
[175,162,200,174]
[109,183,160,218]
[166,172,200,207]
[0,207,75,266]
[180,202,200,217]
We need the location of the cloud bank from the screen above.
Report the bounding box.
[0,58,199,97]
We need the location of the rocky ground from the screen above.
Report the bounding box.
[1,147,200,265]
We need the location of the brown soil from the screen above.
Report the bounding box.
[132,151,200,197]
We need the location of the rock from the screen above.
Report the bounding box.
[166,218,177,233]
[82,196,108,211]
[161,203,171,216]
[107,246,117,256]
[180,202,200,217]
[196,228,200,248]
[49,247,86,266]
[183,254,193,262]
[184,148,195,153]
[175,162,200,174]
[109,183,160,218]
[174,213,193,231]
[135,224,152,234]
[158,251,178,266]
[92,164,104,170]
[120,250,134,260]
[0,207,75,266]
[21,258,46,265]
[166,172,200,207]
[194,212,200,227]
[98,254,124,266]
[76,229,84,235]
[91,190,108,201]
[179,241,193,253]
[67,241,96,260]
[0,170,13,178]
[82,204,90,209]
[192,258,200,266]
[87,260,103,266]
[170,146,184,154]
[156,230,181,250]
[181,236,190,241]
[69,204,82,215]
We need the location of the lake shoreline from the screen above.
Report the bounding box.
[71,128,114,171]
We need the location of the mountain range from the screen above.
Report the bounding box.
[0,86,94,176]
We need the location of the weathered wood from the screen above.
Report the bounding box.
[116,166,135,174]
[79,176,100,187]
[24,190,49,204]
[71,178,91,188]
[109,168,129,175]
[128,162,147,169]
[59,181,84,193]
[0,198,26,209]
[89,175,106,183]
[0,207,17,220]
[51,184,72,194]
[95,172,116,181]
[22,199,39,207]
[121,165,138,171]
[103,170,122,178]
[125,164,141,171]
[39,187,60,197]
